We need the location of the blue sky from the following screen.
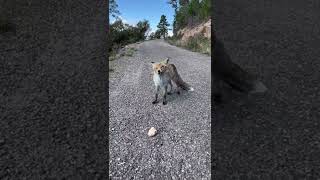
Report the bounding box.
[110,0,175,36]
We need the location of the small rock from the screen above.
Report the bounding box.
[148,127,157,137]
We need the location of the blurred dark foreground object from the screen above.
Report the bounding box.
[0,19,16,34]
[212,38,267,103]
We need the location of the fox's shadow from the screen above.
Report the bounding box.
[165,88,192,104]
[213,85,269,129]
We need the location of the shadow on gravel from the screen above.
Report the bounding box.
[212,86,318,178]
[214,89,262,128]
[165,90,193,104]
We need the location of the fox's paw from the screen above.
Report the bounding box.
[152,100,159,104]
[162,101,167,105]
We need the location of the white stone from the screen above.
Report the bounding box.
[148,127,157,137]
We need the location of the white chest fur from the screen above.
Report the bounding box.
[153,73,162,86]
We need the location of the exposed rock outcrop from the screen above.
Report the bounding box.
[177,19,211,42]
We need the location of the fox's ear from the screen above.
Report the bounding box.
[151,62,156,68]
[165,58,169,64]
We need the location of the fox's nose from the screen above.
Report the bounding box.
[158,70,161,74]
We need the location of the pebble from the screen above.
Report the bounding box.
[148,127,157,137]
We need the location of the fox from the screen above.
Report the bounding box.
[151,58,194,105]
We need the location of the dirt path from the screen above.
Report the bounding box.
[109,40,211,179]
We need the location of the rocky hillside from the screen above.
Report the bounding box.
[177,19,211,42]
[168,19,211,55]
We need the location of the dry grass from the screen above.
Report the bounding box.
[108,47,137,61]
[167,35,211,55]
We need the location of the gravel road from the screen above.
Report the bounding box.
[109,40,211,179]
[214,0,320,179]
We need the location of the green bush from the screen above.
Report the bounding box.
[154,30,162,39]
[109,19,150,53]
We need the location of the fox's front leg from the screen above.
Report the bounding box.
[176,86,181,95]
[152,85,160,104]
[163,85,168,105]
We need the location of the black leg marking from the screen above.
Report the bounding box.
[176,87,181,95]
[163,85,168,105]
[152,86,160,104]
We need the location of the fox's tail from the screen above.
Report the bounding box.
[170,65,194,92]
[174,77,194,91]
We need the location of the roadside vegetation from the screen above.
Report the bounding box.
[164,0,211,55]
[109,46,138,61]
[108,19,147,61]
[108,0,150,61]
[167,34,210,55]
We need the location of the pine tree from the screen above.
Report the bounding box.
[188,0,200,26]
[157,15,170,39]
[179,0,189,6]
[167,0,178,36]
[109,0,120,19]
